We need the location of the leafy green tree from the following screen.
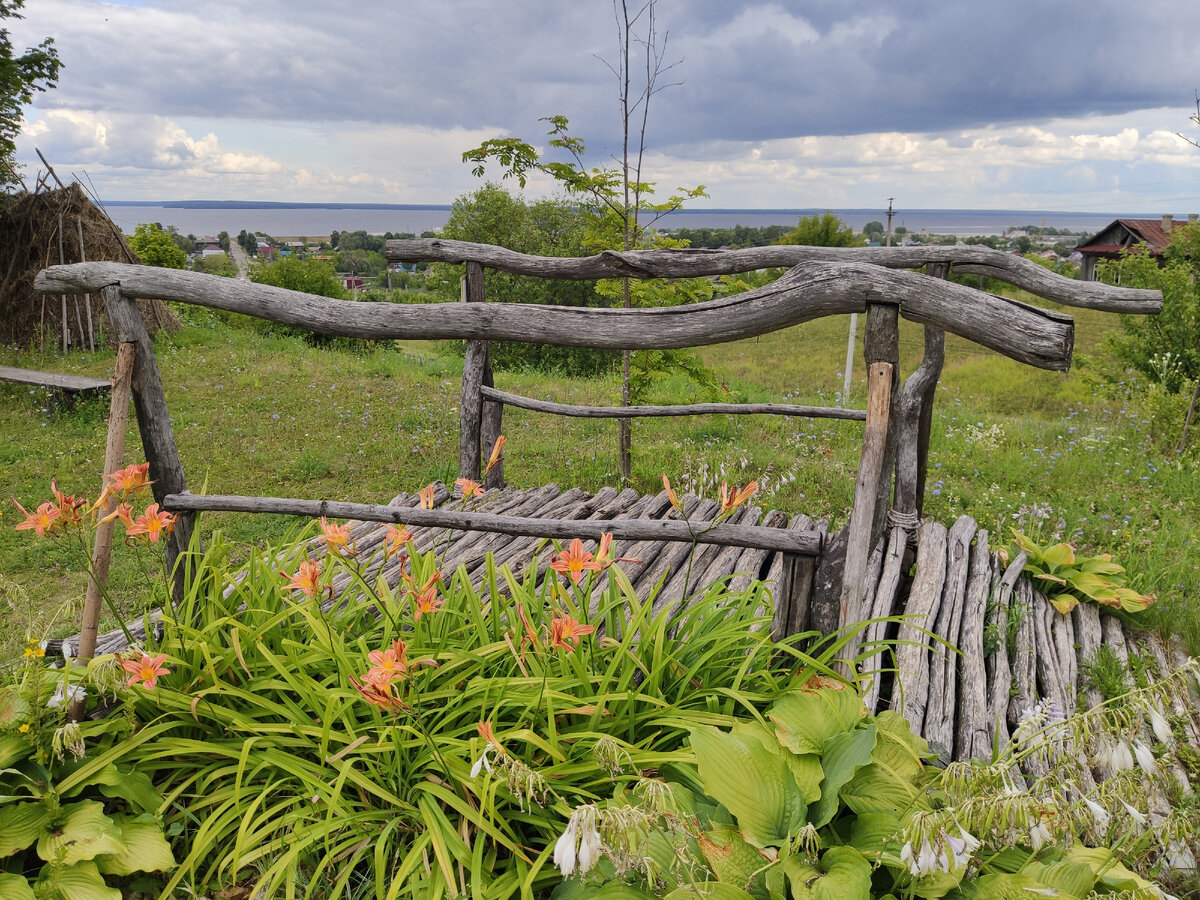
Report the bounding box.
[0,0,60,189]
[128,223,187,269]
[863,220,885,243]
[777,212,862,247]
[249,256,346,299]
[192,253,237,277]
[217,230,230,252]
[1099,222,1200,392]
[430,183,615,375]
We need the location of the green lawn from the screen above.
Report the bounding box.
[3,298,1197,660]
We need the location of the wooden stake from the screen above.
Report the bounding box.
[70,342,135,721]
[838,360,894,676]
[77,217,95,352]
[459,261,487,482]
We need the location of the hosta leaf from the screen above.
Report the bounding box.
[697,826,769,888]
[1034,573,1068,586]
[0,873,35,899]
[732,720,823,804]
[0,685,31,725]
[1066,845,1161,893]
[664,885,755,900]
[86,765,162,814]
[957,873,1067,899]
[1116,587,1155,613]
[1078,556,1124,576]
[1041,543,1076,569]
[809,724,877,828]
[1046,592,1079,615]
[37,801,125,865]
[785,846,872,900]
[689,726,806,847]
[34,860,122,900]
[1009,530,1037,554]
[766,680,865,756]
[848,811,903,858]
[94,816,176,876]
[0,732,31,768]
[0,800,54,856]
[1065,572,1117,600]
[1022,858,1097,898]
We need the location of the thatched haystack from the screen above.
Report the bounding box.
[0,183,179,349]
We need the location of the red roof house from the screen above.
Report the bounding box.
[1076,214,1196,280]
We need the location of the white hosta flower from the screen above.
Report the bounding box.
[1120,800,1148,830]
[553,806,602,878]
[1083,797,1110,830]
[47,682,84,709]
[1132,740,1158,775]
[469,746,493,779]
[1028,821,1053,851]
[1100,738,1135,772]
[1148,707,1174,745]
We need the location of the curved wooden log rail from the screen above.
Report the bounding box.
[386,238,1162,314]
[36,259,1075,370]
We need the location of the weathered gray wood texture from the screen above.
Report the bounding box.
[36,260,1076,370]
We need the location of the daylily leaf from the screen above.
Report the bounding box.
[0,800,54,856]
[689,726,806,847]
[809,724,877,828]
[94,816,176,876]
[767,680,865,756]
[37,801,125,865]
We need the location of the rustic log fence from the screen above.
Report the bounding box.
[35,245,1168,738]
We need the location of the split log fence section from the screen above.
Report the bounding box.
[36,246,1158,672]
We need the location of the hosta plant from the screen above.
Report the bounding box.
[1009,529,1155,615]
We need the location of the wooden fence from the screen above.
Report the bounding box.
[35,244,1159,665]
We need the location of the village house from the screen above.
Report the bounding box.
[1075,214,1198,280]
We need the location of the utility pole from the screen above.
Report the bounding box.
[840,198,895,408]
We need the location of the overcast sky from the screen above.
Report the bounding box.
[12,0,1200,212]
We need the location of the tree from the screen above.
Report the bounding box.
[250,256,346,299]
[217,230,230,252]
[863,220,885,243]
[128,223,187,269]
[192,253,237,277]
[0,0,60,189]
[777,212,862,247]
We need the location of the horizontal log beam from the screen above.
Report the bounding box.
[385,238,1161,314]
[162,492,823,555]
[35,261,1074,370]
[481,385,868,421]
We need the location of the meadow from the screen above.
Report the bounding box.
[1,292,1197,662]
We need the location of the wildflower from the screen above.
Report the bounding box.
[470,720,503,779]
[102,461,152,497]
[318,517,353,556]
[554,806,602,877]
[718,480,758,513]
[550,613,595,652]
[1120,800,1148,829]
[283,559,323,597]
[1082,797,1110,830]
[550,538,601,585]
[1028,819,1053,851]
[23,640,45,659]
[1097,737,1135,772]
[419,484,436,509]
[455,477,485,500]
[125,504,176,544]
[50,479,87,527]
[594,532,640,571]
[12,499,60,537]
[485,435,506,475]
[383,524,413,558]
[47,682,85,709]
[121,653,170,690]
[18,723,30,733]
[661,474,682,513]
[367,638,414,685]
[1131,740,1158,775]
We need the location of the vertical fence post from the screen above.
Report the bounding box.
[913,263,950,515]
[865,303,900,542]
[459,261,488,483]
[100,285,194,603]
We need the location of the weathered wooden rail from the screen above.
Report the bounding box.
[35,244,1159,671]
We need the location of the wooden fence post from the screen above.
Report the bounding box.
[865,303,900,543]
[100,285,194,602]
[894,325,945,518]
[70,341,135,721]
[459,261,488,483]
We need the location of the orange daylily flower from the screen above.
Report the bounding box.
[455,477,485,500]
[121,653,170,689]
[98,502,134,529]
[50,479,87,527]
[485,435,506,475]
[594,532,641,571]
[550,613,596,652]
[718,480,758,513]
[125,503,176,544]
[318,517,354,556]
[283,559,323,597]
[477,719,502,750]
[383,524,414,558]
[661,474,683,513]
[402,571,443,620]
[97,462,152,508]
[12,499,60,537]
[419,484,436,510]
[367,638,415,684]
[550,538,602,585]
[349,674,410,713]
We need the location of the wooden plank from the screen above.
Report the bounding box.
[955,529,993,761]
[894,322,945,516]
[657,504,753,606]
[37,260,1079,371]
[728,509,790,596]
[1072,602,1104,712]
[383,239,1161,314]
[862,525,909,713]
[1032,590,1069,717]
[889,521,947,733]
[771,514,815,638]
[480,385,866,422]
[1008,579,1037,732]
[0,365,110,393]
[637,499,721,609]
[925,515,977,758]
[864,304,900,545]
[985,552,1016,751]
[1050,602,1077,715]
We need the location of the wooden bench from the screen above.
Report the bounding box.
[0,365,111,404]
